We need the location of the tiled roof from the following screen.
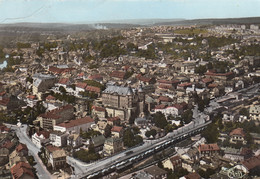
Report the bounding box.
[205,71,234,77]
[107,117,120,122]
[39,104,74,120]
[0,97,10,106]
[0,124,10,132]
[0,91,6,96]
[36,130,50,138]
[144,165,167,177]
[76,82,87,89]
[202,78,214,83]
[111,126,123,133]
[178,82,192,87]
[46,145,62,153]
[11,162,34,179]
[16,144,28,153]
[242,155,260,171]
[2,140,14,149]
[198,143,220,152]
[58,78,69,85]
[86,86,101,93]
[158,96,172,102]
[184,172,201,179]
[46,95,56,101]
[110,71,126,79]
[88,74,103,81]
[154,104,167,110]
[158,79,179,84]
[92,105,106,112]
[139,76,153,83]
[230,128,245,137]
[27,95,36,100]
[57,117,94,128]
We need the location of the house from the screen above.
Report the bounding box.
[250,133,260,144]
[103,137,124,156]
[0,148,9,165]
[54,116,94,133]
[111,126,124,138]
[110,71,126,80]
[49,131,68,147]
[249,105,260,121]
[143,165,168,179]
[162,155,182,171]
[32,131,50,148]
[9,149,28,168]
[75,82,87,94]
[90,135,106,152]
[223,147,252,162]
[88,74,103,82]
[0,96,26,111]
[67,134,82,148]
[56,78,70,88]
[198,143,220,157]
[15,143,28,156]
[10,162,35,179]
[0,124,10,133]
[45,145,67,170]
[96,121,109,135]
[85,86,101,96]
[107,117,121,126]
[181,172,201,179]
[230,128,247,145]
[205,71,234,81]
[92,106,106,119]
[38,104,74,130]
[241,155,260,175]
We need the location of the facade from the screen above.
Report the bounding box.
[249,105,260,121]
[32,73,56,99]
[32,131,50,148]
[198,143,220,157]
[101,85,145,121]
[162,155,182,171]
[54,116,94,133]
[45,145,67,170]
[10,162,35,179]
[229,128,247,145]
[39,104,74,130]
[103,137,124,156]
[91,106,106,119]
[111,126,124,138]
[49,131,68,147]
[67,134,82,148]
[143,165,168,179]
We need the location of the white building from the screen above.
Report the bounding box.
[249,105,260,121]
[49,131,68,147]
[32,131,49,148]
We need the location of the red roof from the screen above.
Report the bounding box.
[58,78,69,85]
[76,82,87,89]
[0,124,10,132]
[139,76,153,83]
[198,143,220,152]
[46,145,62,153]
[11,162,34,179]
[172,103,183,110]
[57,117,94,128]
[205,71,234,77]
[85,86,101,93]
[27,95,36,100]
[178,82,192,87]
[202,78,214,84]
[158,84,172,90]
[0,91,6,96]
[230,128,245,137]
[185,172,201,179]
[36,130,50,138]
[2,140,14,149]
[46,95,56,101]
[16,143,28,153]
[78,72,84,77]
[49,66,74,74]
[111,126,123,133]
[88,74,103,81]
[92,105,106,112]
[39,104,74,120]
[158,79,179,84]
[208,83,218,88]
[110,71,126,79]
[170,155,182,166]
[0,97,10,106]
[154,104,167,110]
[158,96,172,102]
[107,117,121,122]
[242,155,260,171]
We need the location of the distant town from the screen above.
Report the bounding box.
[0,22,259,179]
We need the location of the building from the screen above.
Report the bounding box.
[223,147,252,162]
[198,143,220,157]
[143,165,168,179]
[103,137,124,156]
[32,73,56,99]
[10,162,35,179]
[241,155,260,175]
[32,131,50,148]
[111,126,124,138]
[49,131,68,147]
[91,106,106,119]
[54,116,94,133]
[90,135,106,152]
[162,155,182,171]
[249,105,260,121]
[230,128,247,145]
[101,85,145,121]
[39,104,74,130]
[45,145,67,170]
[67,134,82,148]
[181,172,201,179]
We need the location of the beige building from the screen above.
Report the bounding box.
[39,104,74,130]
[249,105,260,121]
[103,137,123,156]
[45,145,67,170]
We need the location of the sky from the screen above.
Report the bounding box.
[0,0,260,24]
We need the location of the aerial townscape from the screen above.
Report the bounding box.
[0,17,260,179]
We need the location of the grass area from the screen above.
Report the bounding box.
[174,28,208,35]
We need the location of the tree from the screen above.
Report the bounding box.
[153,112,168,129]
[182,109,193,124]
[123,128,135,147]
[59,86,67,94]
[150,129,157,138]
[195,65,207,75]
[104,124,112,138]
[201,123,219,143]
[239,108,249,117]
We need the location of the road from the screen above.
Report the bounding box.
[6,124,54,179]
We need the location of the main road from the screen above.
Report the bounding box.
[6,124,54,179]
